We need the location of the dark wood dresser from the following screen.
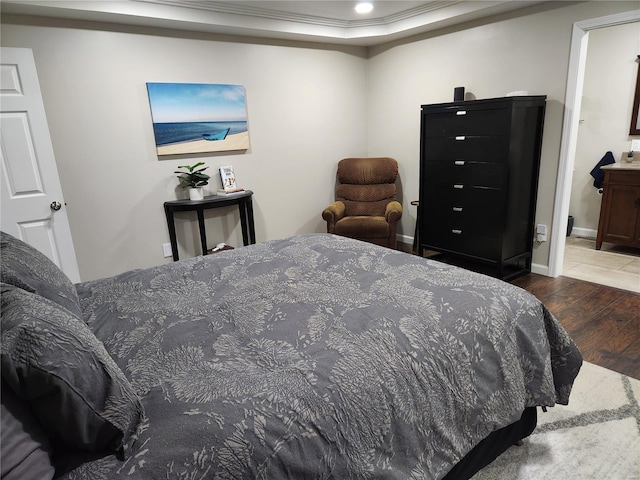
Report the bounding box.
[596,163,640,250]
[418,96,546,280]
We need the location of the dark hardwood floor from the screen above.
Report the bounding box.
[511,273,640,380]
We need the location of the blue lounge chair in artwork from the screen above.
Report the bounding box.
[202,127,230,141]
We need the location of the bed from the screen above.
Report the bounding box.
[0,231,582,480]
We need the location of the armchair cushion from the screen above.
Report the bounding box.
[337,157,398,185]
[336,184,396,217]
[333,216,389,240]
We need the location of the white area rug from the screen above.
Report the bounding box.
[472,361,640,479]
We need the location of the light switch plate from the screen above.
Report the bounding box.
[162,243,172,258]
[631,139,640,152]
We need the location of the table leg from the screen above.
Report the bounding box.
[164,207,179,261]
[246,197,256,244]
[239,200,249,246]
[411,200,419,255]
[197,209,207,255]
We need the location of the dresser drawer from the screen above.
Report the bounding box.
[422,226,499,260]
[422,187,505,233]
[423,135,510,163]
[422,160,507,189]
[422,107,510,137]
[422,183,505,209]
[423,203,504,233]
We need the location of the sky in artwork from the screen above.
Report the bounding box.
[147,83,247,123]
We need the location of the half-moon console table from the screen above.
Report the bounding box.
[164,190,255,261]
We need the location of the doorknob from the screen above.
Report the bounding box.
[50,201,62,211]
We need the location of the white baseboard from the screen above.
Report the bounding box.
[531,262,549,276]
[398,234,413,246]
[571,227,597,239]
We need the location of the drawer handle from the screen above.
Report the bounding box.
[454,160,465,166]
[452,229,462,234]
[455,135,466,141]
[452,207,463,212]
[456,111,467,116]
[453,184,464,189]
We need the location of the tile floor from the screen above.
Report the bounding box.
[562,236,640,294]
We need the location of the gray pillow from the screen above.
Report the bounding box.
[0,284,144,460]
[0,231,82,318]
[1,381,55,480]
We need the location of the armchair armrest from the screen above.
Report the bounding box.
[322,201,346,233]
[385,201,402,224]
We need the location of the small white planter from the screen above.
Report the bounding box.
[188,187,204,201]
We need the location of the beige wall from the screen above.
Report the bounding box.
[367,1,639,270]
[1,1,638,281]
[1,18,369,280]
[570,21,640,235]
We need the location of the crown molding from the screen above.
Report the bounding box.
[0,1,545,46]
[140,0,461,28]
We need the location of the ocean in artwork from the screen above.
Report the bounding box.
[152,121,247,146]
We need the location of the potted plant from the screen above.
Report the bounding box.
[175,162,210,200]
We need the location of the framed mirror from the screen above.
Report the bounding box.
[630,55,640,135]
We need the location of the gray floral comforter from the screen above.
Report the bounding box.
[64,234,581,480]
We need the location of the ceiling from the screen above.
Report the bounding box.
[1,1,545,46]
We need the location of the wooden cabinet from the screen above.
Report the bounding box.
[418,96,546,280]
[596,166,640,250]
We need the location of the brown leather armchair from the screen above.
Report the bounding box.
[322,157,403,249]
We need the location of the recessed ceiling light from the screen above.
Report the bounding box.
[355,2,374,14]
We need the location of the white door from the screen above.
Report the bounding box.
[1,47,80,283]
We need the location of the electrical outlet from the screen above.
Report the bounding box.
[162,243,173,258]
[536,224,547,242]
[631,139,640,152]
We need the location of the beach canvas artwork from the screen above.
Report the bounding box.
[146,83,250,156]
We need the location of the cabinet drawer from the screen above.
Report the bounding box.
[603,169,640,186]
[422,160,507,189]
[422,107,510,137]
[423,136,510,163]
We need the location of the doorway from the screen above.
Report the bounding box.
[548,10,640,287]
